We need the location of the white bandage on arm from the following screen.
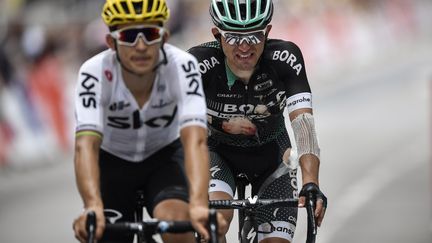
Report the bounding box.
[291,113,320,159]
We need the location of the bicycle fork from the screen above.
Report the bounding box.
[236,174,259,243]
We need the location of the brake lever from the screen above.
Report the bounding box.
[305,193,317,243]
[208,208,219,243]
[86,211,96,243]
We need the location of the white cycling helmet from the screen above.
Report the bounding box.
[210,0,274,31]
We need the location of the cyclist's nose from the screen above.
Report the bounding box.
[237,41,252,52]
[135,37,148,50]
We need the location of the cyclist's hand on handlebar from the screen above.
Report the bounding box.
[189,204,210,240]
[298,182,327,227]
[73,205,105,242]
[189,204,227,241]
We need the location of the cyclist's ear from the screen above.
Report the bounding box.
[265,24,272,38]
[162,30,170,44]
[106,34,116,50]
[211,27,221,42]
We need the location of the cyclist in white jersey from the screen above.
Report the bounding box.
[72,1,226,242]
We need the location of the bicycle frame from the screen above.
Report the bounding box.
[209,175,317,243]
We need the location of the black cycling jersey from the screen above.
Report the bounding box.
[188,39,312,147]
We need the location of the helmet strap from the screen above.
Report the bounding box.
[224,60,237,91]
[152,43,168,72]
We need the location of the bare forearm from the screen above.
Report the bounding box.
[181,127,210,206]
[74,138,103,208]
[186,142,209,205]
[299,154,320,186]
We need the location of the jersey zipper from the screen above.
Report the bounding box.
[243,84,249,117]
[243,79,261,143]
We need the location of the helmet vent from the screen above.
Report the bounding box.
[229,21,261,29]
[146,0,155,13]
[112,3,120,14]
[120,2,130,14]
[216,2,227,16]
[154,0,161,11]
[240,4,247,19]
[132,2,143,14]
[259,1,266,14]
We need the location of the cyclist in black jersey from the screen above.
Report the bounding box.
[188,0,327,242]
[72,1,226,243]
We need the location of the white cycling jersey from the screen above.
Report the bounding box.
[75,44,207,162]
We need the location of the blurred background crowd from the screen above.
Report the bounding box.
[0,0,431,169]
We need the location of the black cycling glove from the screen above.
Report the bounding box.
[299,182,328,208]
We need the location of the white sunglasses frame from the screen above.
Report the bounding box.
[216,27,267,46]
[110,25,165,46]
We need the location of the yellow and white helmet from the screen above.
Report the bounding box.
[102,0,170,27]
